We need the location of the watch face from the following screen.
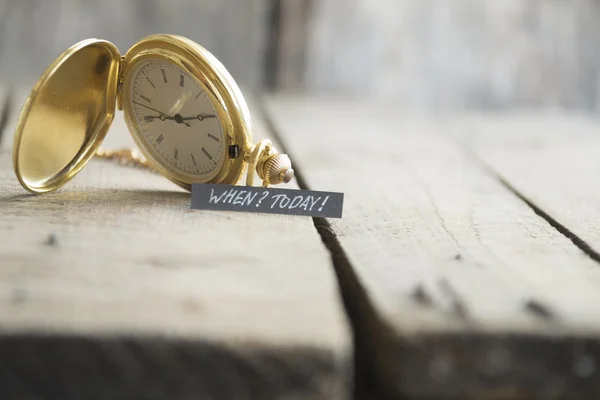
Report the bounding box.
[126,59,225,182]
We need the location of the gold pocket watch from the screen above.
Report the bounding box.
[13,34,294,194]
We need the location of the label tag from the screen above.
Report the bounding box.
[191,184,344,218]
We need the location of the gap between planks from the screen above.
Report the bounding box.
[0,86,21,153]
[255,97,398,400]
[0,87,11,150]
[454,122,600,266]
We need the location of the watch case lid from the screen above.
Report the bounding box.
[13,39,121,193]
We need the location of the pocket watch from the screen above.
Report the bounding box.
[13,34,294,194]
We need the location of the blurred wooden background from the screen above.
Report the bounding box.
[0,0,270,87]
[2,0,600,110]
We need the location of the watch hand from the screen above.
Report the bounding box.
[144,115,169,122]
[180,114,217,121]
[144,114,190,127]
[134,101,174,119]
[143,114,191,127]
[135,101,190,127]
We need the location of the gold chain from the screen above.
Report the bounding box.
[95,148,157,172]
[95,143,294,186]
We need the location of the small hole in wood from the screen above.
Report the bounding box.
[44,233,58,247]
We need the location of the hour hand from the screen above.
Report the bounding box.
[181,114,217,121]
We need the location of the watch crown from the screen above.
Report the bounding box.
[259,154,294,185]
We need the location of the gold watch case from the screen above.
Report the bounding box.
[13,34,292,194]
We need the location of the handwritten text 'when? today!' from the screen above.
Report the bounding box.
[209,188,330,212]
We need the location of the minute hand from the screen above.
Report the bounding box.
[134,101,190,127]
[133,101,174,119]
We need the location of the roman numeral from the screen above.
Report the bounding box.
[146,77,156,89]
[156,134,164,144]
[195,92,202,99]
[144,116,153,122]
[179,74,184,87]
[201,147,212,160]
[161,68,168,83]
[207,133,220,142]
[140,94,151,103]
[191,153,197,166]
[174,148,179,160]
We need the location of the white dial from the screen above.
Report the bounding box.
[127,59,225,181]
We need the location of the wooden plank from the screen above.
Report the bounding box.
[298,0,600,109]
[0,92,350,400]
[0,0,269,88]
[265,95,600,399]
[452,113,600,261]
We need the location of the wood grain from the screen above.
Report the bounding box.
[0,92,350,400]
[451,112,600,262]
[265,95,600,399]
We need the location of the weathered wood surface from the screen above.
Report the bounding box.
[452,114,600,259]
[265,95,600,399]
[0,92,350,400]
[297,0,600,110]
[0,0,270,88]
